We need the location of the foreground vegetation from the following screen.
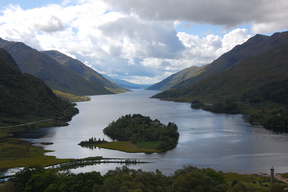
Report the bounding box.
[102,114,179,152]
[1,165,287,192]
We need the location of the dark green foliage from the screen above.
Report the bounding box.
[79,137,108,145]
[9,165,231,192]
[103,114,179,151]
[0,48,78,124]
[171,166,227,192]
[203,101,240,114]
[270,183,287,192]
[241,79,288,132]
[242,79,288,105]
[11,165,103,192]
[191,100,205,109]
[192,100,240,114]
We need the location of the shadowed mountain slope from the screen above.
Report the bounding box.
[0,48,77,125]
[42,50,127,93]
[151,31,288,92]
[154,31,288,101]
[0,38,113,96]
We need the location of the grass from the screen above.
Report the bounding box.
[96,141,160,153]
[53,90,90,102]
[224,172,270,192]
[0,137,70,169]
[134,141,161,150]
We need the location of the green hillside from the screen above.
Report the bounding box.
[153,31,288,132]
[42,50,127,93]
[168,32,288,90]
[0,38,113,96]
[146,66,203,90]
[0,48,78,126]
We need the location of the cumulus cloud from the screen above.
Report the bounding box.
[177,28,251,66]
[98,16,185,59]
[105,0,288,33]
[0,0,284,84]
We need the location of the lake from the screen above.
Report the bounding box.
[15,89,288,175]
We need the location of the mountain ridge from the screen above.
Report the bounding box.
[151,32,288,91]
[0,48,78,125]
[0,38,121,96]
[42,50,127,93]
[146,66,202,91]
[153,31,288,131]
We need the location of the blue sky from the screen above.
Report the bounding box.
[0,0,287,84]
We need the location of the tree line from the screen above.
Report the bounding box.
[2,165,287,192]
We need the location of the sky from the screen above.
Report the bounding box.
[0,0,287,84]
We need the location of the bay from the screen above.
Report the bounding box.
[16,90,288,175]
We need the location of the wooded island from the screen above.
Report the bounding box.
[79,114,179,153]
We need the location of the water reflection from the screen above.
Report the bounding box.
[15,90,288,175]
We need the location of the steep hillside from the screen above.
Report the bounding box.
[42,50,127,93]
[0,38,113,96]
[0,48,78,125]
[153,31,288,131]
[171,32,288,90]
[146,66,202,91]
[154,43,288,102]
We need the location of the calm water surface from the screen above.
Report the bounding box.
[16,90,288,175]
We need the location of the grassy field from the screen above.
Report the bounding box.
[0,137,70,170]
[224,172,271,192]
[53,90,90,102]
[96,141,160,153]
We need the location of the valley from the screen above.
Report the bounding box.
[0,31,288,191]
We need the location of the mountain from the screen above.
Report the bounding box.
[0,38,116,96]
[42,50,127,93]
[0,48,78,125]
[103,75,151,89]
[146,66,203,91]
[155,32,288,91]
[154,31,288,99]
[153,31,288,131]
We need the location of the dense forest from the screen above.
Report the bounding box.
[190,78,288,133]
[1,165,287,192]
[103,114,179,151]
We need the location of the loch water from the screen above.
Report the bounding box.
[15,90,288,175]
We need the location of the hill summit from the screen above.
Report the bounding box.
[0,48,78,126]
[0,38,126,96]
[153,31,288,132]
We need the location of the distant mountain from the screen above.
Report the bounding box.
[0,38,117,96]
[42,50,127,93]
[103,75,151,89]
[146,66,203,91]
[0,48,77,125]
[154,31,288,102]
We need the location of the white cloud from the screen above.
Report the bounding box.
[177,28,251,67]
[105,0,288,34]
[0,0,284,84]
